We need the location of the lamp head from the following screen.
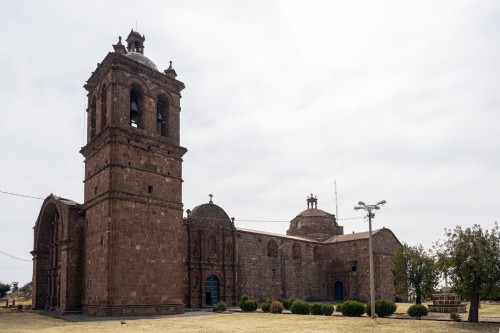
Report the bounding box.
[358,201,365,206]
[377,200,386,205]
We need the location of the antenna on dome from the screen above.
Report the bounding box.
[334,180,339,221]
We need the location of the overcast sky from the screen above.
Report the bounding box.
[1,0,499,286]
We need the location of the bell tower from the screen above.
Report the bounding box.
[80,30,186,316]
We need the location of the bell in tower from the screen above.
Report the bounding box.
[130,89,140,127]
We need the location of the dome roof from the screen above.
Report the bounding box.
[126,52,158,71]
[186,202,234,229]
[286,200,343,241]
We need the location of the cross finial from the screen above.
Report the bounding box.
[209,193,213,204]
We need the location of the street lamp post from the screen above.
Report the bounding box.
[354,200,386,318]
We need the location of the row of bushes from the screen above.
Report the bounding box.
[335,300,429,319]
[238,295,335,315]
[263,299,335,315]
[238,295,398,317]
[229,295,429,320]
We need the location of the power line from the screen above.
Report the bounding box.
[1,189,367,222]
[0,190,44,200]
[236,219,289,223]
[0,250,32,262]
[235,217,364,223]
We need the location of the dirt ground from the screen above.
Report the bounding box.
[1,305,499,333]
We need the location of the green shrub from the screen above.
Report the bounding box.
[261,300,271,313]
[310,303,323,315]
[282,298,297,310]
[321,304,334,316]
[0,282,10,298]
[340,300,365,317]
[450,312,461,322]
[212,301,227,312]
[239,295,258,312]
[336,303,343,313]
[270,300,284,313]
[407,304,428,319]
[290,300,310,314]
[366,299,397,317]
[243,299,258,312]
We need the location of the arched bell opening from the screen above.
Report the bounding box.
[89,96,97,140]
[156,94,169,137]
[100,84,107,131]
[129,85,143,128]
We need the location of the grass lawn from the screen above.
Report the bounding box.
[1,307,499,333]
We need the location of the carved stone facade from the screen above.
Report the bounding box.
[185,199,401,306]
[32,30,401,316]
[184,202,238,308]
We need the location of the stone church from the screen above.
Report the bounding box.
[31,30,401,316]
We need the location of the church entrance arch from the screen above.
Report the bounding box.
[334,281,344,301]
[33,202,61,310]
[205,275,220,306]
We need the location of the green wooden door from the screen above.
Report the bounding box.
[205,275,219,305]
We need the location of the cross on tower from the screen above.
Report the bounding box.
[209,193,213,204]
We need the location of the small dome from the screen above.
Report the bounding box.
[126,52,158,71]
[186,202,234,229]
[286,195,343,241]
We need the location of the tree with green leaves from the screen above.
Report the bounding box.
[391,243,439,304]
[436,222,500,322]
[434,223,500,323]
[0,281,10,298]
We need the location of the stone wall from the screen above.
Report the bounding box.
[32,196,83,313]
[321,228,400,302]
[236,230,325,302]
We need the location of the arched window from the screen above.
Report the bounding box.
[292,243,301,261]
[208,235,217,255]
[156,95,168,136]
[267,239,278,258]
[100,85,107,130]
[130,86,142,128]
[89,96,96,139]
[313,245,320,261]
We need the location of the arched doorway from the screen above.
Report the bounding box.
[33,202,61,310]
[334,281,344,301]
[205,275,220,306]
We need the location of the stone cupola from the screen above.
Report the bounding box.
[286,194,343,241]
